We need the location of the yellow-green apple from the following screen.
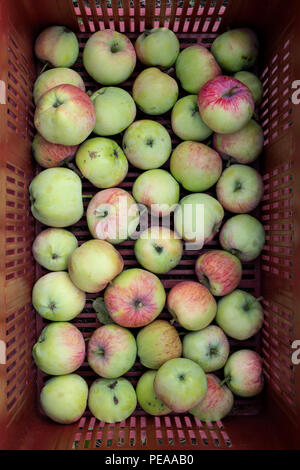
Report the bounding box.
[234,71,263,105]
[216,164,264,213]
[136,370,171,416]
[213,119,264,164]
[32,228,78,271]
[183,325,230,372]
[211,28,259,73]
[83,29,136,85]
[32,322,85,375]
[91,87,136,136]
[154,358,207,413]
[135,27,180,68]
[167,281,217,331]
[86,188,139,244]
[122,120,172,170]
[136,319,182,369]
[171,95,213,141]
[32,271,85,322]
[34,84,96,146]
[198,76,254,134]
[76,137,128,188]
[40,373,88,424]
[32,133,78,168]
[34,25,79,67]
[88,377,137,423]
[132,67,178,115]
[170,141,222,192]
[223,349,264,397]
[33,67,85,105]
[68,239,124,293]
[220,214,265,261]
[175,45,221,93]
[195,250,242,296]
[216,289,264,340]
[104,268,166,328]
[189,373,234,422]
[134,226,183,274]
[87,324,136,378]
[29,167,83,227]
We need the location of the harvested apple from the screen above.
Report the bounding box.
[35,25,79,67]
[32,228,78,271]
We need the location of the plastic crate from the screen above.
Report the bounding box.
[0,0,299,450]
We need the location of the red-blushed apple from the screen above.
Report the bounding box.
[136,319,182,369]
[32,228,78,271]
[87,324,136,378]
[104,268,166,328]
[136,370,171,416]
[234,71,263,105]
[32,133,78,168]
[34,25,79,67]
[198,76,254,134]
[135,27,180,68]
[223,349,264,397]
[195,250,242,296]
[33,67,85,105]
[167,281,217,331]
[171,95,213,142]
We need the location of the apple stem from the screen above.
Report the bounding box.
[248,296,264,308]
[66,162,83,178]
[82,194,93,199]
[39,62,49,74]
[219,375,231,387]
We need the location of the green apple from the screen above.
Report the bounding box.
[136,370,171,416]
[135,27,180,68]
[171,95,213,141]
[33,67,85,105]
[223,349,264,397]
[32,228,78,271]
[34,25,79,67]
[234,71,263,104]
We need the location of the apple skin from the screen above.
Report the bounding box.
[136,320,182,369]
[34,25,79,67]
[87,324,136,378]
[154,358,207,413]
[40,374,88,424]
[134,226,183,275]
[167,281,217,331]
[198,76,254,134]
[32,133,78,169]
[195,250,242,297]
[88,377,137,423]
[91,87,136,136]
[136,370,171,416]
[86,188,139,244]
[170,141,222,192]
[219,214,265,262]
[68,239,124,293]
[133,67,178,115]
[122,120,172,170]
[32,271,86,322]
[175,45,221,94]
[234,71,263,105]
[104,268,166,328]
[189,373,234,422]
[29,167,83,228]
[216,289,264,340]
[183,325,230,372]
[224,349,264,397]
[32,228,78,271]
[33,67,85,105]
[32,322,85,375]
[171,95,213,142]
[135,27,180,68]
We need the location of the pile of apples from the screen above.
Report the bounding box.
[29,25,266,426]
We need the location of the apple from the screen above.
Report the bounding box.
[32,228,78,271]
[87,324,136,378]
[91,87,136,136]
[32,271,86,322]
[34,84,96,146]
[86,188,139,244]
[211,28,259,73]
[83,29,136,85]
[132,67,178,115]
[198,75,254,134]
[234,71,263,105]
[154,358,207,413]
[104,268,166,328]
[88,377,137,423]
[122,120,172,170]
[33,67,85,105]
[29,167,83,227]
[189,373,234,422]
[34,25,79,67]
[216,289,264,340]
[167,281,217,331]
[135,27,179,68]
[136,370,171,416]
[40,373,88,424]
[32,133,78,168]
[170,141,222,192]
[219,214,265,262]
[136,319,182,369]
[134,226,183,274]
[175,45,221,93]
[32,322,85,375]
[223,349,264,397]
[171,95,213,142]
[183,325,230,372]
